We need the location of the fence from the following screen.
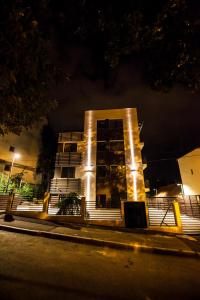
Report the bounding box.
[147,196,200,234]
[178,195,200,234]
[11,193,43,212]
[0,193,10,211]
[178,195,200,218]
[147,197,176,227]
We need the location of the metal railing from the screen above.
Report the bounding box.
[58,132,83,142]
[0,193,10,211]
[50,178,82,194]
[178,195,200,219]
[147,197,176,227]
[55,152,82,166]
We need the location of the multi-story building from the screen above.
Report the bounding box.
[49,132,83,214]
[0,123,44,185]
[49,108,147,225]
[178,148,200,196]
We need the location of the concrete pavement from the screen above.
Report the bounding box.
[0,215,199,258]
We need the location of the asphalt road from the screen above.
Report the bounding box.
[0,231,199,300]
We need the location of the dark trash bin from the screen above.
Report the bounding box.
[124,201,147,228]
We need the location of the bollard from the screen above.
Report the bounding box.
[173,200,183,233]
[4,192,15,222]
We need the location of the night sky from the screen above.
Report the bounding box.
[45,1,200,188]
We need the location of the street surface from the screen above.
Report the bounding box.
[0,231,199,300]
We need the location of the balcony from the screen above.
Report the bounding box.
[50,178,82,194]
[55,152,82,166]
[58,132,83,142]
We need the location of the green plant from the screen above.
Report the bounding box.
[19,183,34,200]
[56,192,81,215]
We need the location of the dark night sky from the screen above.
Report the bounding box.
[47,46,200,187]
[45,1,200,188]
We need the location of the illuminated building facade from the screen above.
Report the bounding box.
[178,148,200,196]
[50,108,147,225]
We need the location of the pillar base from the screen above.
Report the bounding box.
[124,201,147,228]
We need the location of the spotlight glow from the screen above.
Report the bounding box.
[85,111,93,210]
[127,109,138,201]
[86,172,91,210]
[86,110,92,168]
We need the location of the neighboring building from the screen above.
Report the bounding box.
[49,108,147,223]
[49,132,83,213]
[0,122,44,185]
[154,184,182,197]
[178,148,200,196]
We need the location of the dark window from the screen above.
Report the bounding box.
[97,129,108,141]
[109,119,123,129]
[110,153,125,165]
[191,169,194,175]
[61,167,75,178]
[97,142,107,152]
[64,143,77,152]
[96,118,126,209]
[109,128,123,140]
[96,152,108,165]
[57,143,63,152]
[9,146,15,152]
[4,164,11,171]
[110,165,126,177]
[97,119,123,141]
[96,194,106,208]
[109,141,124,152]
[96,166,107,178]
[97,120,108,129]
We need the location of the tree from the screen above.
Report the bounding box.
[36,123,57,193]
[56,192,81,215]
[50,0,200,92]
[0,0,60,135]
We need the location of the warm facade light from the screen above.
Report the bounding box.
[127,108,138,201]
[85,110,93,211]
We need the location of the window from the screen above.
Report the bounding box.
[191,169,194,175]
[64,143,77,152]
[97,120,108,129]
[61,167,75,178]
[97,142,107,152]
[109,128,123,140]
[110,153,125,165]
[110,165,126,177]
[96,194,106,208]
[57,143,63,152]
[109,119,123,129]
[4,164,11,171]
[96,166,107,178]
[109,141,124,152]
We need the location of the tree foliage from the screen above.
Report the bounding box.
[1,0,199,136]
[36,123,57,192]
[0,0,59,135]
[56,192,81,215]
[51,0,200,92]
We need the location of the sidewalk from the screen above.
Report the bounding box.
[0,214,200,258]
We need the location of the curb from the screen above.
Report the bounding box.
[0,224,199,258]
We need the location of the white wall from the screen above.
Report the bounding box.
[178,148,200,195]
[0,121,45,183]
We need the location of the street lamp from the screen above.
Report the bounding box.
[6,153,21,193]
[4,152,21,222]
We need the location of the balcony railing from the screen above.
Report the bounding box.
[55,152,82,166]
[58,132,83,142]
[50,178,82,194]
